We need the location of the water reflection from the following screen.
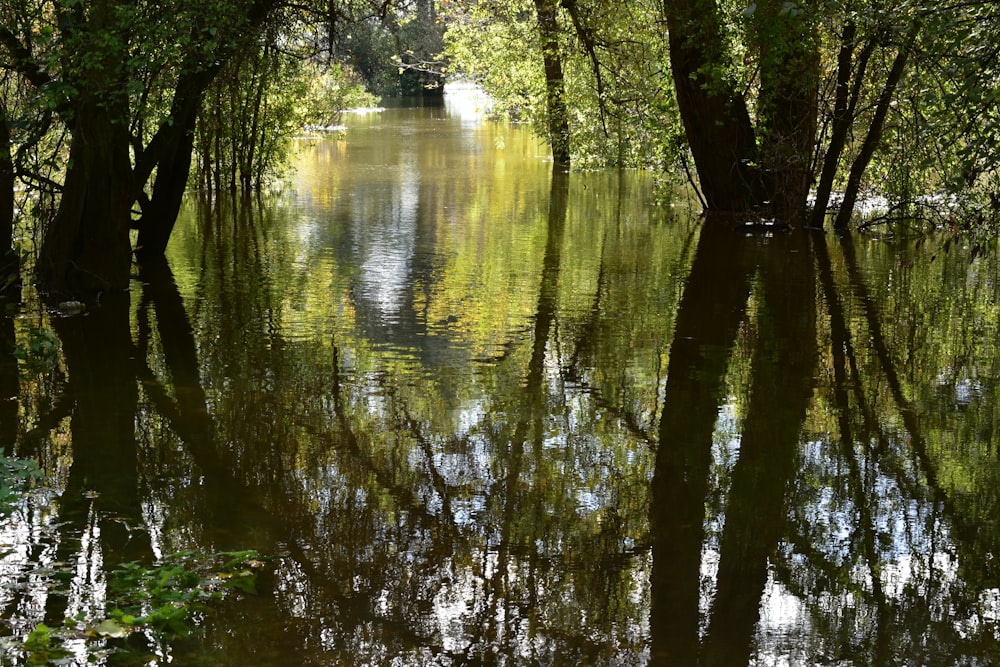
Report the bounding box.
[1,104,999,665]
[651,224,818,666]
[0,308,18,454]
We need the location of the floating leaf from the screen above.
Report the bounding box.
[93,619,129,639]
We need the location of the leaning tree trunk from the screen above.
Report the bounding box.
[135,112,198,257]
[37,95,134,298]
[133,63,220,257]
[663,0,762,213]
[810,22,874,228]
[833,24,917,230]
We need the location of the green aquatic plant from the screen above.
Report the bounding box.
[12,323,60,374]
[106,549,266,636]
[0,448,41,517]
[21,624,70,666]
[15,550,269,665]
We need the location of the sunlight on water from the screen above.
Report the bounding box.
[443,81,494,121]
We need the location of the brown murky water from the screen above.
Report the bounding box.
[2,93,999,665]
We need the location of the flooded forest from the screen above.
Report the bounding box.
[1,100,999,665]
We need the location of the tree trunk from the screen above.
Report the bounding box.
[663,0,762,212]
[37,96,134,298]
[756,0,820,224]
[534,0,571,166]
[36,0,136,298]
[134,65,219,257]
[834,26,917,229]
[0,103,18,283]
[134,114,197,257]
[810,23,874,228]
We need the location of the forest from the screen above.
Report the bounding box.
[3,1,1000,665]
[1,0,999,299]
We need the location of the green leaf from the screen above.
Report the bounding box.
[93,619,129,638]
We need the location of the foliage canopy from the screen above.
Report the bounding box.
[0,0,396,297]
[3,0,1000,296]
[443,0,1000,228]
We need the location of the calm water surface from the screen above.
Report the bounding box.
[2,94,1000,666]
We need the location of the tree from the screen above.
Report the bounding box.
[31,0,138,295]
[193,24,305,193]
[533,0,571,165]
[395,0,447,95]
[323,0,447,98]
[662,0,1000,226]
[445,0,1000,228]
[0,0,288,296]
[442,0,722,173]
[0,0,396,297]
[0,95,14,282]
[657,0,1000,225]
[660,0,768,214]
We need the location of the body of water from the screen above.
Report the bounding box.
[1,92,999,665]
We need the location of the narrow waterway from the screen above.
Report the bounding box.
[2,92,1000,666]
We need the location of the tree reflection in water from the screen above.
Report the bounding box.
[1,110,1000,665]
[652,223,817,666]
